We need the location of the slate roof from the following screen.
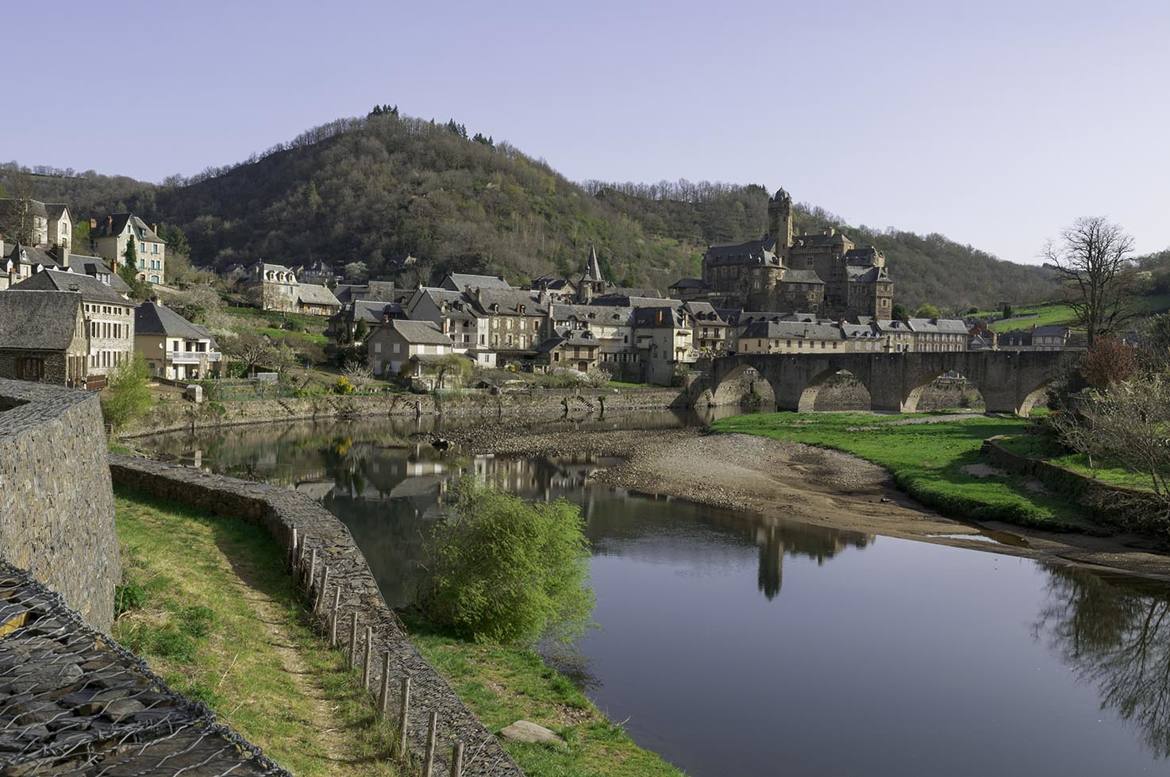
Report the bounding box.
[352,300,405,322]
[67,254,132,293]
[907,318,969,334]
[846,265,890,283]
[743,321,844,341]
[536,330,600,354]
[0,198,48,220]
[670,277,707,289]
[780,269,825,284]
[334,281,404,304]
[90,213,165,243]
[135,301,208,339]
[682,301,727,323]
[472,288,550,316]
[384,319,453,346]
[793,228,848,247]
[844,246,883,265]
[0,290,83,351]
[583,246,605,282]
[44,202,69,221]
[295,283,341,307]
[549,303,633,324]
[442,273,511,291]
[632,306,687,328]
[3,243,66,271]
[10,269,128,305]
[704,237,781,266]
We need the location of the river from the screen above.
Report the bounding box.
[141,414,1170,776]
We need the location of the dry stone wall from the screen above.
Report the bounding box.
[0,379,120,632]
[109,454,525,777]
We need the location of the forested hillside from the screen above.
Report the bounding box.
[2,110,1059,310]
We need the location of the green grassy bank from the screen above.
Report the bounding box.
[112,488,680,777]
[113,489,399,777]
[713,412,1097,532]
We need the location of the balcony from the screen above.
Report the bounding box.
[167,351,223,365]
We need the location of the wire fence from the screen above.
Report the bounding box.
[0,563,290,776]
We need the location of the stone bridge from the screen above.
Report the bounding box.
[694,350,1075,416]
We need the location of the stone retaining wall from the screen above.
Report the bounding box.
[108,454,524,777]
[121,386,686,437]
[982,436,1165,535]
[0,379,120,631]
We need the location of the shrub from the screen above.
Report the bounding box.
[425,478,593,644]
[101,354,152,430]
[333,376,355,395]
[114,581,146,617]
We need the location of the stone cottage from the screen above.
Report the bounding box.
[367,319,455,378]
[0,290,89,385]
[89,213,167,285]
[134,301,223,380]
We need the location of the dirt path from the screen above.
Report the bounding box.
[447,426,1170,583]
[229,562,373,776]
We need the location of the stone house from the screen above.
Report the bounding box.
[244,262,299,311]
[0,290,89,386]
[89,214,166,284]
[468,288,551,357]
[0,198,70,246]
[134,301,223,381]
[907,318,969,352]
[547,302,638,374]
[535,330,602,373]
[334,281,405,305]
[739,321,847,354]
[368,319,455,378]
[684,301,731,356]
[632,305,696,385]
[873,318,915,352]
[0,241,67,290]
[997,325,1071,351]
[326,300,406,345]
[294,282,342,317]
[9,270,135,379]
[405,288,490,355]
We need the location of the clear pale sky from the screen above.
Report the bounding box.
[5,0,1168,264]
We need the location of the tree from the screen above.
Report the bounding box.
[1079,337,1138,390]
[122,236,137,272]
[891,303,910,322]
[223,332,278,376]
[352,318,369,343]
[343,261,368,282]
[914,303,942,319]
[1044,217,1136,345]
[117,260,151,301]
[425,478,593,644]
[432,352,472,390]
[101,355,152,430]
[0,170,37,244]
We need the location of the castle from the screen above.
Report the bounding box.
[688,189,893,319]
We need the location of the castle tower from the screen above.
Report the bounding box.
[767,188,793,257]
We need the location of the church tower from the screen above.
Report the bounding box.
[577,245,607,303]
[767,188,793,257]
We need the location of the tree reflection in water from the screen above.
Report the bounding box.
[1036,565,1170,757]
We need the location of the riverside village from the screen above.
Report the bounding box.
[4,5,1170,776]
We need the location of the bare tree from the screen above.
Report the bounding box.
[1044,217,1136,345]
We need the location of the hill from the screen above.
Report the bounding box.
[2,111,1059,310]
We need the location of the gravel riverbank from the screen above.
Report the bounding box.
[445,425,1170,583]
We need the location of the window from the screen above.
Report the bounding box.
[374,342,382,353]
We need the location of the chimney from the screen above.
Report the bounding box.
[59,242,70,268]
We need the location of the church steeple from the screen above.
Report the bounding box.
[578,245,607,303]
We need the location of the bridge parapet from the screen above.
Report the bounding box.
[703,350,1073,416]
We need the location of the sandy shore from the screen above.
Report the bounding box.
[447,425,1170,583]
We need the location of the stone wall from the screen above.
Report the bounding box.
[109,454,524,777]
[982,436,1163,536]
[0,379,120,631]
[120,385,687,437]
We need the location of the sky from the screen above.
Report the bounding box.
[4,0,1169,264]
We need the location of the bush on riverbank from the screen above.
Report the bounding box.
[426,478,593,644]
[713,413,1098,532]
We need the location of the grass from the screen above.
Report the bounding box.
[112,488,398,776]
[713,412,1098,532]
[989,303,1077,332]
[406,617,684,777]
[605,380,650,389]
[996,432,1159,493]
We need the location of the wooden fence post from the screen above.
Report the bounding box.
[315,566,330,614]
[398,676,411,761]
[308,547,318,593]
[423,711,438,777]
[450,741,464,777]
[348,611,359,668]
[329,588,341,646]
[378,650,392,717]
[362,626,374,690]
[287,527,298,570]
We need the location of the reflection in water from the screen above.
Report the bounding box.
[1036,566,1170,758]
[140,415,1170,776]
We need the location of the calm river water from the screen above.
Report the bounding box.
[142,414,1170,776]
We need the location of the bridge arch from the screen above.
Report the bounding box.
[797,368,872,412]
[1015,382,1052,417]
[902,369,986,414]
[707,363,777,410]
